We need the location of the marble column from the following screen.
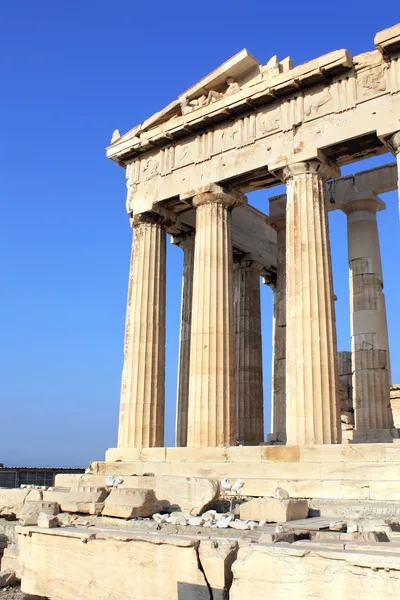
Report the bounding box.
[278,160,341,445]
[118,213,166,448]
[234,257,264,445]
[390,132,400,220]
[174,232,195,447]
[187,187,245,447]
[269,219,287,444]
[343,198,393,435]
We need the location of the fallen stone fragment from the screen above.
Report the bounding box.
[0,570,16,588]
[259,532,295,544]
[240,497,309,523]
[274,487,289,500]
[228,520,250,530]
[61,486,109,515]
[0,489,30,518]
[152,513,169,524]
[216,515,233,528]
[1,548,20,579]
[166,512,188,526]
[188,516,204,527]
[37,513,59,528]
[314,530,390,542]
[19,502,59,526]
[102,488,162,519]
[156,476,220,516]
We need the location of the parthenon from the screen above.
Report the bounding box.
[106,23,400,453]
[4,21,400,600]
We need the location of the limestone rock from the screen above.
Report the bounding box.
[228,519,250,530]
[18,527,212,599]
[198,540,238,600]
[0,570,16,588]
[102,488,161,519]
[61,486,109,515]
[156,476,220,516]
[239,497,308,522]
[1,548,21,579]
[231,542,400,598]
[37,513,59,528]
[19,502,58,526]
[166,511,188,526]
[0,489,30,517]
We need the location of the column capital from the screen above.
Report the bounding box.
[193,185,246,210]
[278,159,340,183]
[270,150,340,183]
[130,211,166,228]
[234,254,264,274]
[342,195,385,215]
[390,131,400,154]
[171,230,196,250]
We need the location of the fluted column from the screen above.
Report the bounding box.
[270,219,287,444]
[118,213,166,448]
[174,232,195,447]
[278,160,341,445]
[187,187,245,447]
[343,198,393,436]
[234,257,264,445]
[390,132,400,219]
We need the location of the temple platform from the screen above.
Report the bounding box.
[54,444,400,502]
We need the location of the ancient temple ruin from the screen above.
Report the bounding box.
[3,22,400,600]
[106,24,400,453]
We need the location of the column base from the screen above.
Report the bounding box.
[342,428,400,444]
[266,432,287,444]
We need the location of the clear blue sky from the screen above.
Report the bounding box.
[1,2,399,467]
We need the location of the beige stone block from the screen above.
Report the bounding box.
[231,544,400,599]
[37,513,59,528]
[263,446,300,462]
[239,497,308,522]
[233,479,277,498]
[198,540,238,599]
[105,447,142,462]
[321,461,400,481]
[42,487,71,505]
[19,502,59,526]
[102,488,161,519]
[1,547,21,579]
[0,488,30,517]
[139,448,167,462]
[375,23,400,54]
[369,481,400,501]
[18,528,210,600]
[384,446,400,462]
[166,447,228,462]
[90,461,146,476]
[226,447,263,463]
[156,476,220,516]
[60,487,109,515]
[321,480,370,500]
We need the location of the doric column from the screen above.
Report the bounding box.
[234,257,264,445]
[269,219,287,444]
[187,187,245,447]
[343,197,393,436]
[277,159,341,445]
[173,232,195,447]
[118,212,166,448]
